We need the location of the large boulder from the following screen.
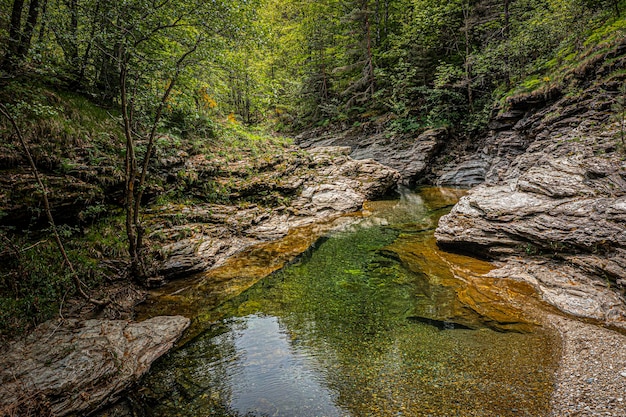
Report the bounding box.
[435,66,626,327]
[0,316,189,416]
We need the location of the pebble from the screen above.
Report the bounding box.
[549,315,626,416]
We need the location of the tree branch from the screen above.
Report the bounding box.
[0,103,109,307]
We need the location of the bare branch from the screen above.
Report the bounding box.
[0,103,109,307]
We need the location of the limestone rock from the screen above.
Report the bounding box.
[488,260,626,329]
[0,316,189,416]
[436,156,491,187]
[435,70,626,326]
[297,128,446,185]
[153,146,400,280]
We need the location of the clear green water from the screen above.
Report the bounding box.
[136,188,558,417]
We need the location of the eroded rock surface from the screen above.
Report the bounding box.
[151,146,400,281]
[0,316,189,416]
[435,47,626,327]
[296,127,446,185]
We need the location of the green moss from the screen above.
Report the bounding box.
[584,17,626,48]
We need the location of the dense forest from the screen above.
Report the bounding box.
[1,0,625,335]
[3,0,624,130]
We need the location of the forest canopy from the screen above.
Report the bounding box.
[1,0,623,134]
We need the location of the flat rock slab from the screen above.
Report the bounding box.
[0,316,189,416]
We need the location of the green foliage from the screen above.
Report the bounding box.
[0,225,114,338]
[498,6,626,104]
[388,116,423,134]
[3,0,622,134]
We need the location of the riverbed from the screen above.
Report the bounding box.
[134,188,560,416]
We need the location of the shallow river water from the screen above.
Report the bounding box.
[135,188,559,417]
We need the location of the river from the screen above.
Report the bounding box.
[134,187,559,417]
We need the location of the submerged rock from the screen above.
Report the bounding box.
[406,315,475,330]
[487,260,626,326]
[0,316,189,416]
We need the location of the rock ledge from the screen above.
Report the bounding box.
[0,316,189,416]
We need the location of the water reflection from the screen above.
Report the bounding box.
[137,188,558,417]
[220,315,347,417]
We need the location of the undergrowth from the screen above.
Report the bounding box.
[0,78,297,340]
[500,12,626,103]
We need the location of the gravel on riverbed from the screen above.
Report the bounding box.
[549,315,626,417]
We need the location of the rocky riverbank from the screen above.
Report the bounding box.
[0,316,189,416]
[548,314,626,417]
[296,125,449,186]
[0,146,399,416]
[433,38,626,417]
[147,146,399,284]
[434,55,626,329]
[296,38,626,416]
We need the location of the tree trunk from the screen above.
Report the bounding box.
[375,0,381,44]
[364,1,376,98]
[2,0,26,71]
[36,0,48,44]
[121,40,200,282]
[320,48,329,102]
[79,0,103,86]
[463,2,473,112]
[16,0,41,60]
[66,0,80,84]
[119,55,143,280]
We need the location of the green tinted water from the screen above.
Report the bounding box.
[136,188,558,417]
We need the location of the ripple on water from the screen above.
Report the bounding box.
[136,188,559,417]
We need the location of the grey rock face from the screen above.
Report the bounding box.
[0,316,189,416]
[435,74,626,327]
[436,156,492,187]
[155,146,400,280]
[296,128,446,185]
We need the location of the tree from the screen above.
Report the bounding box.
[335,0,377,110]
[2,0,41,71]
[106,0,256,281]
